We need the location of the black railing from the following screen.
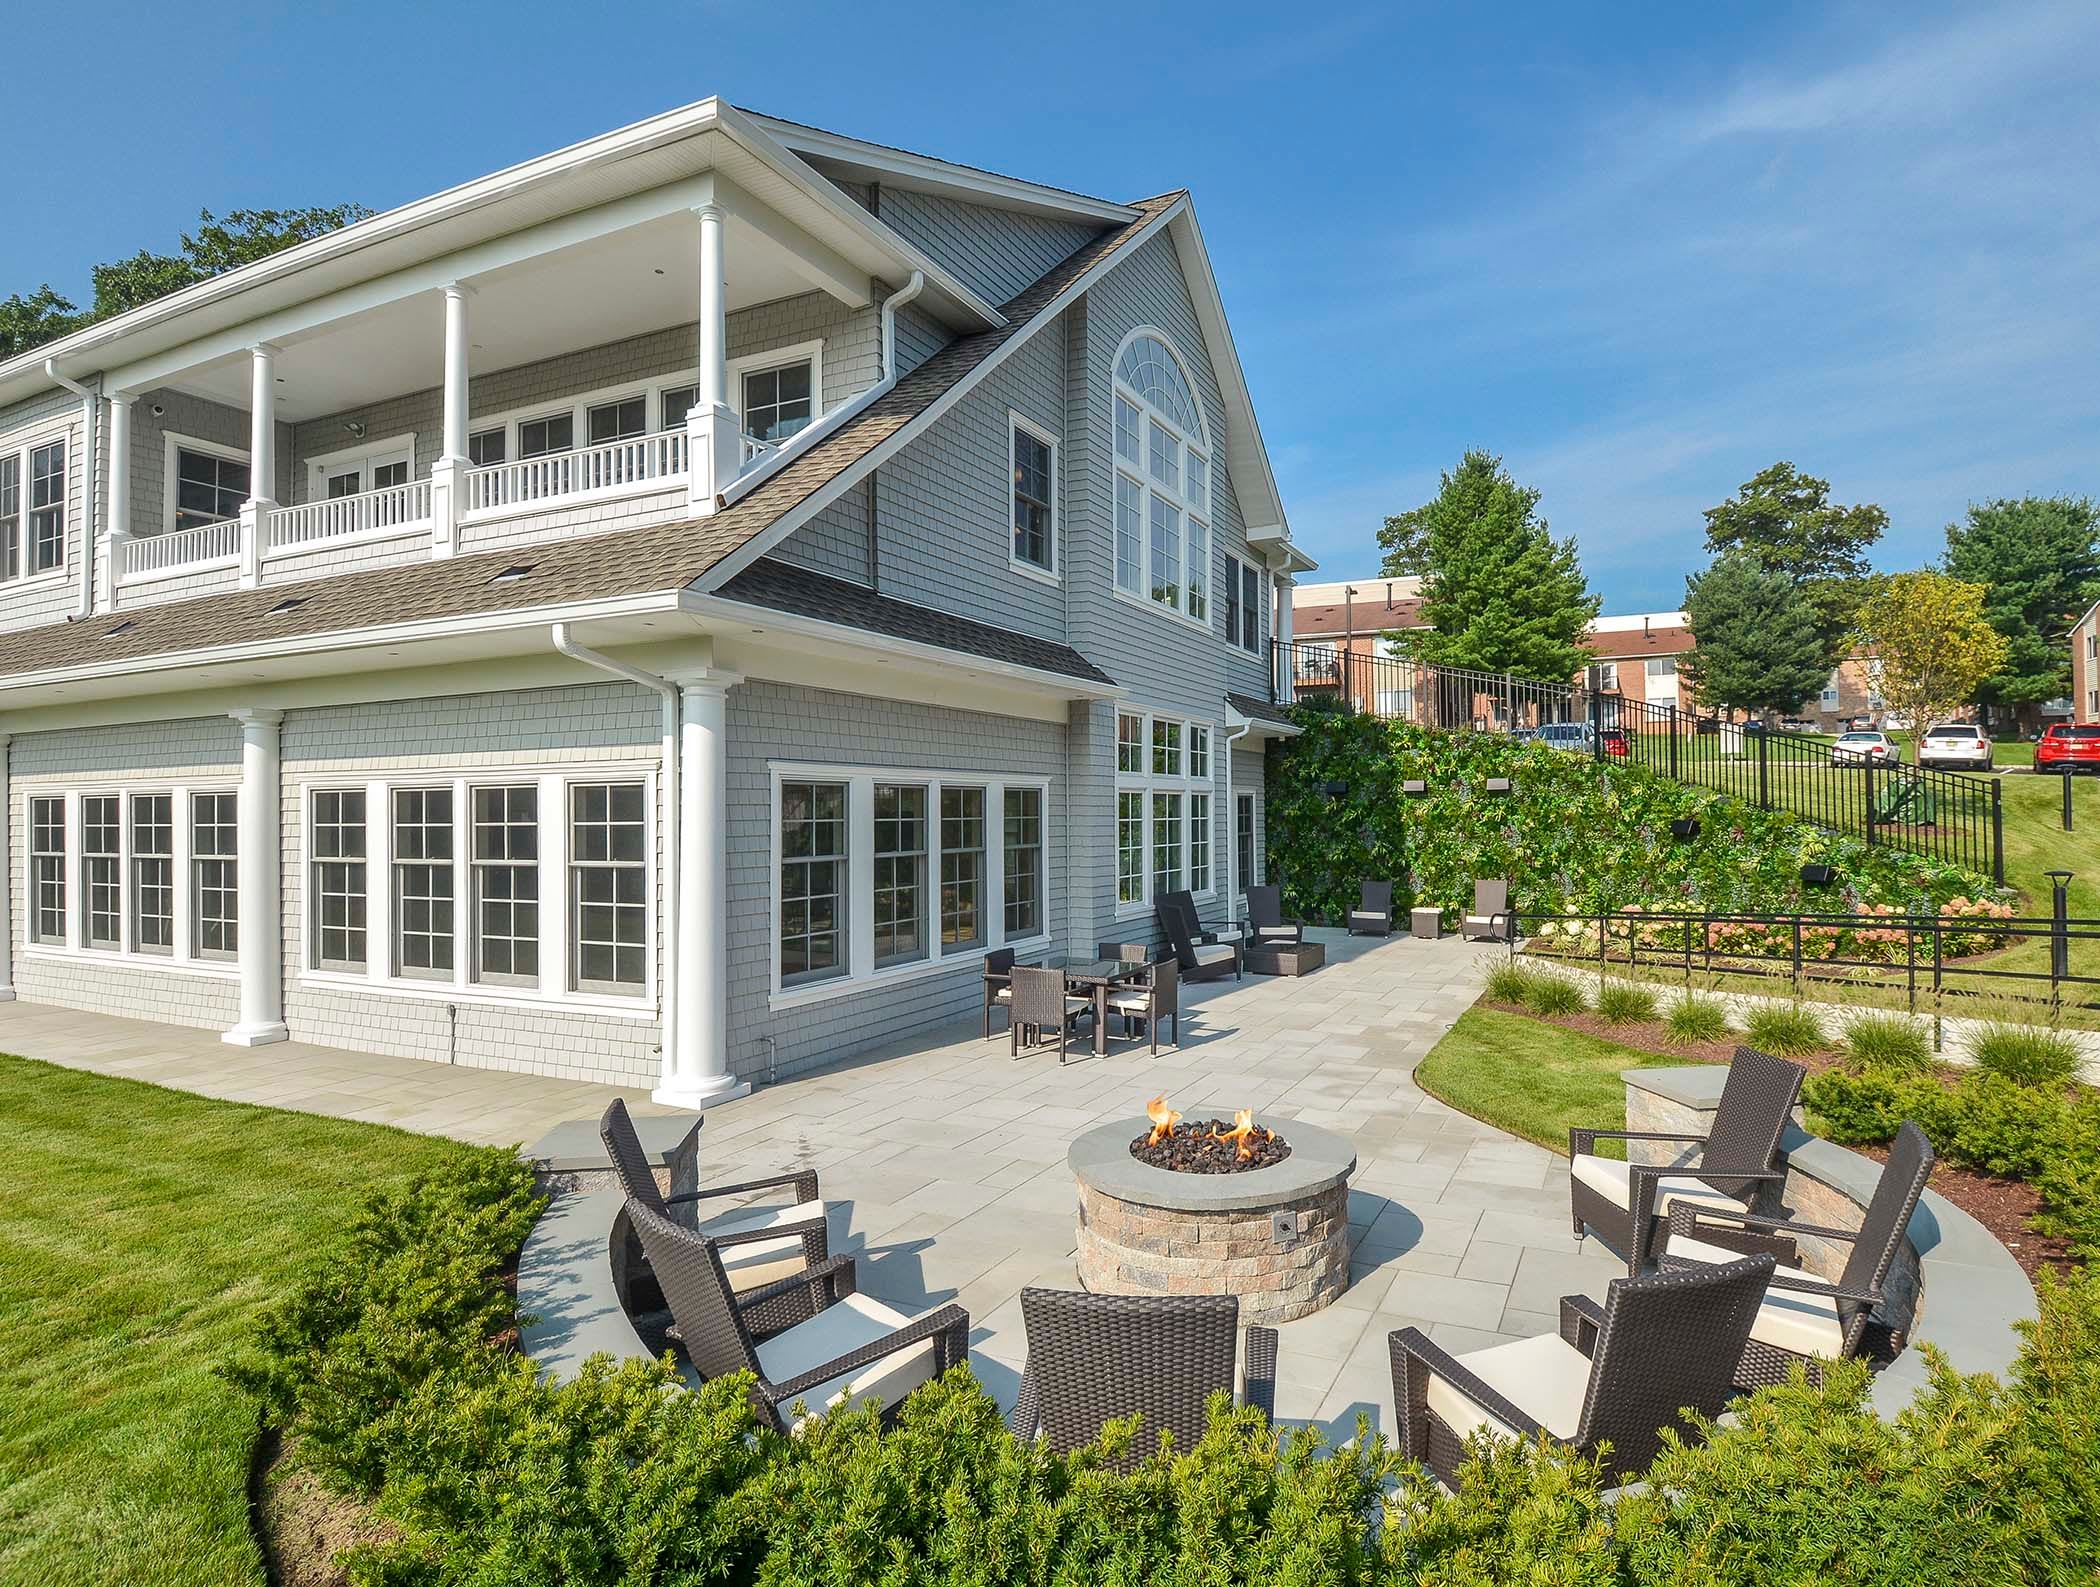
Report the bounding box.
[1272,640,2006,884]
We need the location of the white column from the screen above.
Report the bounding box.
[0,735,13,1002]
[656,670,747,1107]
[1275,571,1296,703]
[238,344,279,588]
[685,203,740,517]
[223,708,288,1046]
[429,283,470,558]
[102,395,132,607]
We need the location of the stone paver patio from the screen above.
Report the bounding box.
[0,928,1625,1439]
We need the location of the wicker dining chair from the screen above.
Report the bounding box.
[1662,1119,1935,1389]
[982,947,1018,1038]
[1009,964,1091,1062]
[1389,1254,1774,1486]
[1568,1045,1805,1273]
[1012,1289,1276,1466]
[1245,885,1305,944]
[600,1097,834,1337]
[1105,955,1180,1053]
[627,1195,970,1433]
[1349,880,1396,936]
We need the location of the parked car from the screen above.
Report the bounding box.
[1600,726,1629,758]
[1917,723,1994,771]
[1535,722,1596,753]
[1829,730,1899,767]
[1841,715,1880,733]
[1780,716,1817,733]
[2035,723,2100,774]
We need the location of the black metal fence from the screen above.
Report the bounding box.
[1273,640,2005,884]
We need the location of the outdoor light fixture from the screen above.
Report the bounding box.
[1670,817,1700,840]
[1485,777,1511,794]
[1322,780,1349,799]
[1403,779,1428,796]
[343,421,367,439]
[1800,863,1838,886]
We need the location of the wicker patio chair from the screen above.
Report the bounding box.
[1155,891,1241,982]
[1567,1046,1804,1274]
[1661,1119,1935,1389]
[1105,955,1180,1052]
[1389,1253,1774,1486]
[1460,878,1513,941]
[600,1097,834,1337]
[1245,885,1305,944]
[1009,964,1091,1062]
[1012,1289,1276,1466]
[1349,880,1396,937]
[627,1196,969,1433]
[982,947,1018,1038]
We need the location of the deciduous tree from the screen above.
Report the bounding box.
[1702,461,1886,670]
[1943,496,2100,715]
[1853,571,2009,733]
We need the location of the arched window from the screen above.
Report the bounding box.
[1111,330,1211,624]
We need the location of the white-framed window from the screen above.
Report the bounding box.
[192,792,239,959]
[737,353,816,444]
[1595,662,1620,691]
[81,795,121,950]
[467,428,507,468]
[161,433,249,538]
[0,431,68,578]
[586,395,647,446]
[130,794,174,955]
[1235,792,1256,896]
[1009,412,1058,578]
[310,789,368,972]
[1820,673,1842,710]
[1222,555,1262,653]
[1111,329,1212,626]
[392,787,454,979]
[304,432,415,505]
[568,781,648,994]
[472,785,539,987]
[1113,709,1219,915]
[1646,656,1677,679]
[769,763,1051,1008]
[29,796,66,944]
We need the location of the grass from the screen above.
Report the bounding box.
[1742,1001,1831,1057]
[1664,990,1732,1045]
[1521,970,1589,1016]
[1594,980,1659,1025]
[0,1055,473,1587]
[1970,1021,2083,1086]
[1415,1006,1688,1158]
[1841,1012,1933,1070]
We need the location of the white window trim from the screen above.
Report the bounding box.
[17,779,243,979]
[767,760,1052,1011]
[1,420,74,585]
[291,763,660,1019]
[726,339,826,437]
[159,431,250,539]
[1111,711,1220,920]
[1109,327,1214,633]
[303,430,417,504]
[1006,408,1060,585]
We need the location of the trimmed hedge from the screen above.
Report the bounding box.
[234,1152,2100,1586]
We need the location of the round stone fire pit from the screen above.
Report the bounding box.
[1069,1116,1356,1325]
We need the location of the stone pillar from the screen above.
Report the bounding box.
[102,395,131,607]
[223,708,288,1046]
[429,283,471,558]
[656,670,747,1106]
[0,735,13,1003]
[684,203,740,517]
[238,344,279,588]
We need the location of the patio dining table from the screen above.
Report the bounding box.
[1045,956,1151,1057]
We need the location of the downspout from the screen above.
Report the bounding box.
[551,623,679,1073]
[44,359,99,621]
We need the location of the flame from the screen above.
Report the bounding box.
[1212,1107,1262,1161]
[1145,1094,1182,1145]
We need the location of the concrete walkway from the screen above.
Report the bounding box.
[0,928,1625,1438]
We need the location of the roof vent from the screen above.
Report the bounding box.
[106,619,136,636]
[267,597,308,617]
[491,564,535,584]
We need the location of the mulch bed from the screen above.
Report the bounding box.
[1130,1120,1292,1173]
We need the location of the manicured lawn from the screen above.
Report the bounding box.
[1414,1005,1689,1158]
[0,1055,473,1587]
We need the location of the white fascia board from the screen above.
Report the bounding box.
[744,111,1140,225]
[1224,702,1302,740]
[692,195,1190,593]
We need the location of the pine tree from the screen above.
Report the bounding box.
[1943,496,2100,715]
[1681,552,1830,715]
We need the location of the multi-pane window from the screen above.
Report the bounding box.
[1151,791,1184,898]
[30,796,65,944]
[570,782,647,992]
[939,787,986,950]
[1112,333,1210,622]
[587,396,647,444]
[1188,793,1212,894]
[1152,719,1182,777]
[518,413,574,459]
[1236,793,1256,894]
[372,459,409,491]
[131,794,174,954]
[473,786,539,985]
[1117,712,1144,774]
[192,793,238,959]
[1188,725,1211,781]
[660,384,699,432]
[872,784,928,969]
[1115,712,1219,911]
[467,428,507,467]
[173,445,249,533]
[81,795,120,949]
[0,453,19,580]
[1011,421,1054,572]
[742,360,814,443]
[1003,787,1042,939]
[1239,563,1261,652]
[392,788,454,977]
[1117,791,1145,906]
[28,441,65,573]
[311,790,368,971]
[781,781,848,986]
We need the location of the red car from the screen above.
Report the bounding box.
[1601,727,1630,758]
[2036,724,2100,773]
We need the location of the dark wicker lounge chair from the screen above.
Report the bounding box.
[1155,890,1241,982]
[982,947,1018,1038]
[1106,955,1179,1052]
[1009,964,1091,1062]
[600,1097,833,1335]
[627,1195,969,1432]
[1460,878,1513,941]
[1012,1289,1276,1465]
[1568,1045,1804,1273]
[1389,1254,1774,1485]
[1662,1119,1935,1389]
[1245,885,1305,944]
[1349,880,1396,936]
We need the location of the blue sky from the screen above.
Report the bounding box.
[9,1,2096,612]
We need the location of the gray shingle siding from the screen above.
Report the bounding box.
[876,189,1104,307]
[772,485,872,584]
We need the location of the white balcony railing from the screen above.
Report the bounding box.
[115,517,241,581]
[463,430,687,515]
[267,478,432,553]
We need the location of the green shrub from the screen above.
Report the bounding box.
[1664,991,1733,1045]
[1971,1021,2083,1087]
[1744,1000,1830,1058]
[1842,1012,1934,1071]
[1804,1066,1915,1144]
[1521,971,1588,1017]
[1594,979,1659,1025]
[1481,961,1537,1006]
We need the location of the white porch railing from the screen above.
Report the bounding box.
[267,478,432,553]
[463,430,687,515]
[741,433,783,467]
[115,517,241,581]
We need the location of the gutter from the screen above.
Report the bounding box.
[43,360,99,621]
[550,624,679,1073]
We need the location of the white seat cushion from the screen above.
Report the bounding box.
[1424,1331,1593,1443]
[1192,943,1237,966]
[1255,924,1299,939]
[696,1200,832,1293]
[754,1290,941,1427]
[1106,990,1153,1011]
[991,987,1012,1003]
[1571,1154,1745,1218]
[1670,1233,1846,1359]
[1462,914,1503,932]
[1349,910,1388,925]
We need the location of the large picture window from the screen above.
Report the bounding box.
[1113,710,1219,914]
[1111,331,1211,625]
[21,786,237,967]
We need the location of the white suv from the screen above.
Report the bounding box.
[1917,722,1994,771]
